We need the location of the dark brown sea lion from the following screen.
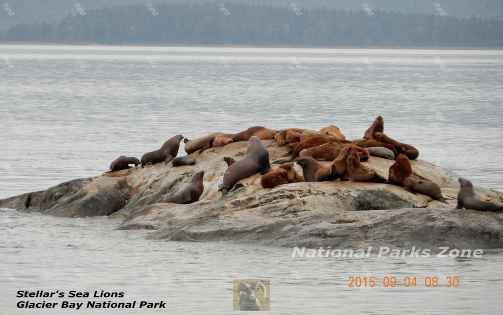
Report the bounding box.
[261,163,303,188]
[164,171,205,204]
[388,154,413,186]
[457,178,503,212]
[172,156,196,167]
[296,157,334,182]
[109,156,140,172]
[374,132,419,160]
[141,135,184,166]
[363,116,384,140]
[232,126,276,142]
[219,136,271,193]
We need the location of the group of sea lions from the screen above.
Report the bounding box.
[107,117,503,212]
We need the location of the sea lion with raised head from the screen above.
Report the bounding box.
[141,135,184,166]
[363,116,384,140]
[109,156,140,172]
[457,178,503,212]
[388,154,413,186]
[374,132,419,160]
[219,136,271,193]
[164,171,205,204]
[346,150,384,183]
[296,157,334,182]
[172,156,196,167]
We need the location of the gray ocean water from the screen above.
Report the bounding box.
[1,45,503,314]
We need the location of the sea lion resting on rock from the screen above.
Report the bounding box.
[109,156,140,172]
[319,125,348,142]
[346,150,385,183]
[296,157,335,182]
[374,132,419,160]
[172,156,196,167]
[184,133,233,155]
[232,126,276,142]
[274,128,314,146]
[367,147,395,160]
[219,137,271,193]
[261,163,304,188]
[332,144,366,179]
[141,135,184,166]
[457,178,503,212]
[299,142,369,162]
[388,154,444,201]
[164,171,205,204]
[363,116,384,140]
[291,134,344,159]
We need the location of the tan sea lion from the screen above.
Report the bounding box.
[261,163,303,188]
[332,144,367,179]
[212,134,234,147]
[219,137,271,193]
[388,154,413,186]
[299,142,344,161]
[274,128,312,146]
[346,150,384,182]
[109,156,140,172]
[172,156,196,167]
[320,125,347,142]
[164,171,205,204]
[184,133,221,154]
[457,178,503,212]
[404,177,445,201]
[232,126,276,142]
[291,134,342,158]
[296,157,334,182]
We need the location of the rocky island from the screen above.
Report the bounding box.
[1,121,503,251]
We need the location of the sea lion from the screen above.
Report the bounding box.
[332,144,367,179]
[164,171,205,204]
[388,154,413,186]
[296,157,334,182]
[404,177,444,201]
[367,147,395,160]
[346,150,384,182]
[363,116,384,139]
[319,125,347,142]
[141,135,184,166]
[291,134,343,158]
[457,178,503,212]
[219,136,271,193]
[223,157,236,167]
[172,156,196,167]
[261,163,303,188]
[232,126,276,142]
[109,156,140,172]
[299,142,344,161]
[212,134,234,147]
[374,132,419,160]
[160,135,184,160]
[184,133,217,154]
[274,128,312,146]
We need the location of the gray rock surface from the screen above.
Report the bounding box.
[1,140,503,250]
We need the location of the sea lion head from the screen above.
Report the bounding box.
[174,135,184,142]
[184,138,190,144]
[458,178,474,194]
[131,157,141,166]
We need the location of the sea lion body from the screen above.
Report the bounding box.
[363,116,384,139]
[388,154,413,186]
[367,147,395,160]
[457,178,503,212]
[165,171,205,204]
[233,126,276,142]
[172,156,196,167]
[141,135,184,166]
[141,150,167,166]
[109,156,140,172]
[212,134,234,147]
[184,133,218,154]
[375,132,419,160]
[261,163,303,188]
[291,134,342,158]
[404,177,444,201]
[320,125,347,142]
[220,137,271,192]
[299,142,343,161]
[346,151,381,182]
[296,157,334,182]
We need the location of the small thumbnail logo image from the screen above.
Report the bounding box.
[233,279,271,311]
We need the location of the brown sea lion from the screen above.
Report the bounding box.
[332,144,367,179]
[363,116,384,139]
[219,136,271,193]
[142,135,184,166]
[164,171,205,204]
[232,126,276,142]
[212,134,234,147]
[109,156,140,172]
[374,132,419,160]
[404,177,445,201]
[184,134,216,154]
[296,157,334,182]
[299,142,344,161]
[291,134,343,158]
[457,178,503,212]
[388,154,413,186]
[352,139,397,154]
[223,157,236,167]
[172,156,196,167]
[261,163,303,188]
[274,128,311,146]
[320,125,348,142]
[346,151,384,183]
